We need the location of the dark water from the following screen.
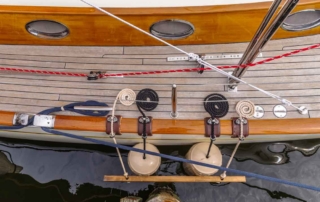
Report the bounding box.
[1,137,320,202]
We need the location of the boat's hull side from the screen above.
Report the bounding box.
[1,127,320,145]
[0,0,320,46]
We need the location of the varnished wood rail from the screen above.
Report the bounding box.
[104,175,246,183]
[0,0,320,46]
[1,110,320,136]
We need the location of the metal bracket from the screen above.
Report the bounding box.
[106,115,122,135]
[87,71,106,80]
[204,118,221,138]
[33,115,55,128]
[231,117,249,139]
[138,116,153,136]
[167,53,263,62]
[225,72,238,92]
[13,113,31,126]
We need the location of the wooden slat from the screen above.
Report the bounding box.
[104,175,246,183]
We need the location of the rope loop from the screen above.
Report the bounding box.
[235,100,255,118]
[204,94,229,118]
[136,88,159,111]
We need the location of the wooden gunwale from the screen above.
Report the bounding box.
[0,0,318,15]
[1,111,319,136]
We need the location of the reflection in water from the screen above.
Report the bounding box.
[242,183,307,202]
[0,151,23,175]
[221,139,320,165]
[0,137,320,201]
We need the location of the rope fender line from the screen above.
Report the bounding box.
[0,43,319,78]
[41,126,320,192]
[1,101,320,191]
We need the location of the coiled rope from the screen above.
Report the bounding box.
[136,88,159,159]
[80,0,303,112]
[110,88,136,179]
[203,94,229,158]
[221,100,255,179]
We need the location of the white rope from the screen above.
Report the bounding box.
[80,0,301,111]
[221,100,255,179]
[110,88,136,179]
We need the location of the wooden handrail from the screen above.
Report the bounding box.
[1,110,320,136]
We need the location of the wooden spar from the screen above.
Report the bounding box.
[104,175,246,183]
[1,110,320,136]
[0,0,319,46]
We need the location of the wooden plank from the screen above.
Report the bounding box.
[0,58,65,68]
[0,54,143,65]
[0,45,123,56]
[103,175,246,183]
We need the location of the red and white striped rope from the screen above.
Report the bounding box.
[0,43,319,78]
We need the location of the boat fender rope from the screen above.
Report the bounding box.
[110,89,136,179]
[221,100,255,179]
[136,89,159,159]
[40,126,320,192]
[203,94,229,158]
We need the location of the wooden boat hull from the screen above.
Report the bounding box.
[0,2,319,145]
[1,127,320,145]
[0,0,320,46]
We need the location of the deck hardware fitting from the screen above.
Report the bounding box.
[170,84,178,118]
[106,115,122,135]
[226,72,238,92]
[273,105,287,118]
[87,71,105,80]
[254,106,265,118]
[33,115,55,128]
[138,116,153,136]
[205,118,220,138]
[232,117,249,138]
[167,53,263,62]
[298,106,308,115]
[13,113,31,126]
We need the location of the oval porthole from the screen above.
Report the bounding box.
[150,19,194,40]
[26,20,69,39]
[282,9,320,31]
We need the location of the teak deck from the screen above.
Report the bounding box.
[0,35,318,120]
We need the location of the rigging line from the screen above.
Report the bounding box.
[80,0,300,111]
[80,0,190,56]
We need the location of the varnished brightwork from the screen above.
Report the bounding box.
[0,111,15,126]
[0,111,319,136]
[104,175,246,183]
[0,0,320,46]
